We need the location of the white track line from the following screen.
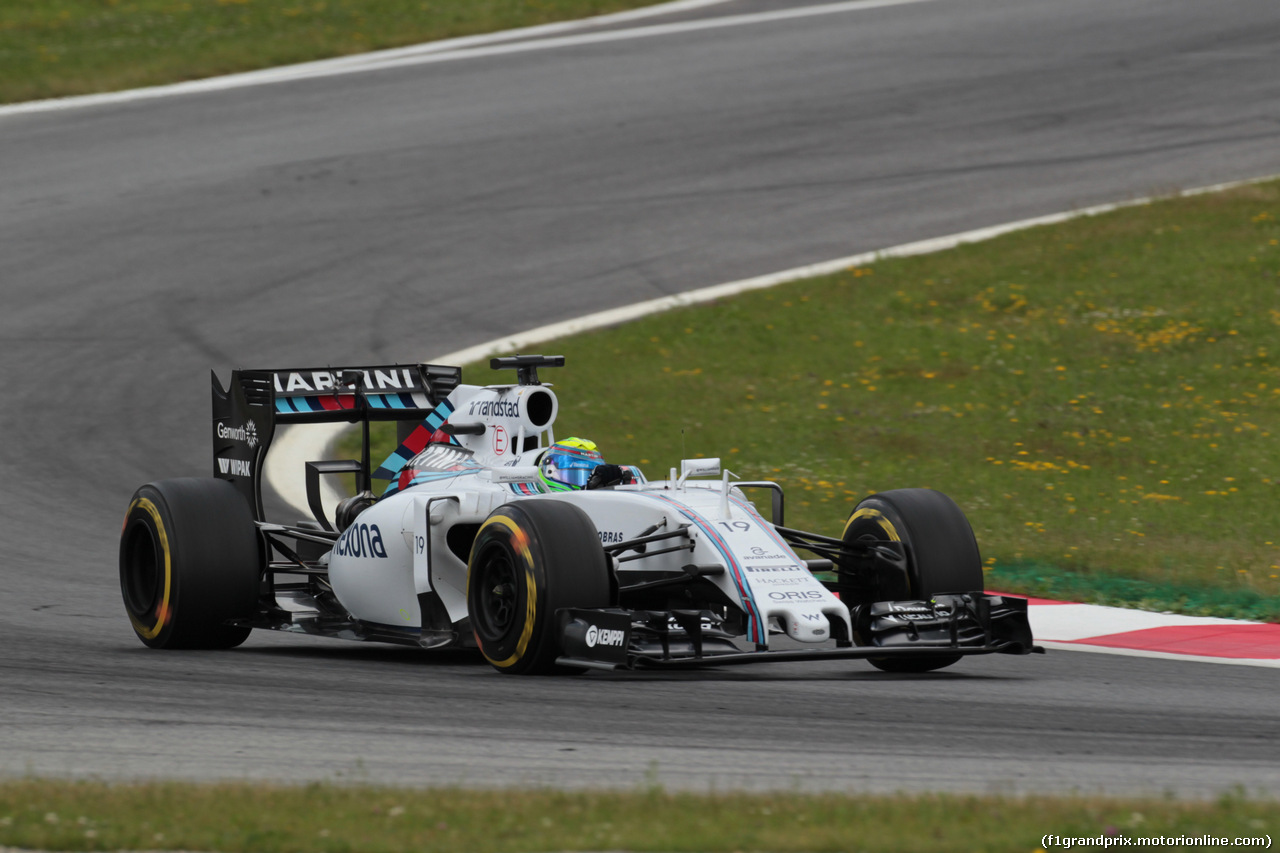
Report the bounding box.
[0,0,938,118]
[268,173,1280,519]
[0,0,736,117]
[1038,641,1280,669]
[1030,602,1255,642]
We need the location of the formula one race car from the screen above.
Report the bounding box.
[119,355,1039,674]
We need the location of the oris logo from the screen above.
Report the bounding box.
[585,625,626,648]
[767,590,826,601]
[217,420,259,449]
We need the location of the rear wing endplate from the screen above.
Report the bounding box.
[211,364,460,519]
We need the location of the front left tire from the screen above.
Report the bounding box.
[467,500,611,675]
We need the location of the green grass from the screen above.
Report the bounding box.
[0,0,668,104]
[0,780,1275,853]
[348,180,1280,620]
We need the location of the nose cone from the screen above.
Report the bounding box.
[775,608,831,643]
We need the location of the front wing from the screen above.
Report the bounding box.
[555,593,1041,670]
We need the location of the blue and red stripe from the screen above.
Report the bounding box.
[372,401,456,484]
[633,492,766,644]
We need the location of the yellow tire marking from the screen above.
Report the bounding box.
[127,497,172,640]
[845,506,916,599]
[473,514,538,669]
[843,506,901,542]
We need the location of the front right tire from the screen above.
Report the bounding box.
[842,488,983,673]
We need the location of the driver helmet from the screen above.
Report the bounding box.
[538,437,605,492]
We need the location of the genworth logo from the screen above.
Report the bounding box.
[217,420,259,449]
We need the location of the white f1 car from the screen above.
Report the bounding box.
[119,355,1038,674]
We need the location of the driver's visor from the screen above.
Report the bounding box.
[552,461,598,487]
[544,448,603,487]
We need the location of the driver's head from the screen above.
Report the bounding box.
[538,437,605,492]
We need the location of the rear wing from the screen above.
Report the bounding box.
[211,364,461,519]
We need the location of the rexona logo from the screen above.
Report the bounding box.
[585,624,626,649]
[217,458,252,477]
[335,523,388,559]
[217,420,258,449]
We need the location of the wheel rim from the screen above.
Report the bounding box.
[473,545,519,641]
[122,519,161,617]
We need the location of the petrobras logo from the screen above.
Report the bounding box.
[888,606,947,621]
[334,523,388,559]
[217,420,258,449]
[666,615,717,632]
[585,624,626,649]
[887,604,937,617]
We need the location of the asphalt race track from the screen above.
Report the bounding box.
[2,0,1278,795]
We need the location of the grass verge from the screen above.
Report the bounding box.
[0,0,669,104]
[0,780,1275,853]
[346,180,1280,620]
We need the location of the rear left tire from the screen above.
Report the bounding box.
[119,478,262,649]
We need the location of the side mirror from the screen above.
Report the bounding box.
[678,458,721,486]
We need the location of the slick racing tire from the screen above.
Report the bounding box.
[467,500,611,675]
[119,478,262,649]
[842,488,982,673]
